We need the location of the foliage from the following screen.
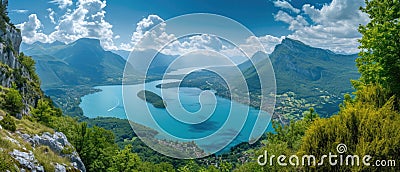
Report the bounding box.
[302,107,319,122]
[233,115,313,171]
[0,62,13,78]
[85,117,136,145]
[2,88,23,116]
[177,160,220,172]
[32,99,62,125]
[52,117,116,172]
[107,145,142,172]
[267,118,311,150]
[0,2,10,32]
[18,53,40,84]
[79,126,117,171]
[356,0,400,100]
[0,114,16,132]
[299,85,400,171]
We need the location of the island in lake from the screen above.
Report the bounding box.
[137,90,166,108]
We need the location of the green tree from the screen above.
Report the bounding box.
[302,107,319,122]
[32,99,58,124]
[267,119,309,150]
[108,145,142,172]
[178,160,204,172]
[80,126,117,172]
[3,88,23,116]
[18,53,40,83]
[355,0,400,99]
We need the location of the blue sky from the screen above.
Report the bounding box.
[9,0,369,55]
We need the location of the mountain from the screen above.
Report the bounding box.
[242,38,359,115]
[129,49,178,75]
[177,38,359,117]
[111,50,130,60]
[246,38,359,97]
[238,51,269,71]
[21,38,126,89]
[21,40,65,50]
[20,41,66,56]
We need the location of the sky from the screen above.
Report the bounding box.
[8,0,369,55]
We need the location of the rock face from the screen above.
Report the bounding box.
[55,163,67,172]
[22,132,86,172]
[10,149,45,172]
[0,23,23,87]
[0,12,42,116]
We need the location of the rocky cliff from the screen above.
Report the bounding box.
[0,1,86,171]
[0,14,41,117]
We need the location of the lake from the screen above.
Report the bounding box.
[80,80,273,154]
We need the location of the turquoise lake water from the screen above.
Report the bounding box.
[79,80,273,153]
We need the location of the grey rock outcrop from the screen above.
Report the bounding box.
[9,149,44,172]
[21,132,86,172]
[55,163,67,172]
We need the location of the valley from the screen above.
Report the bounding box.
[21,36,360,138]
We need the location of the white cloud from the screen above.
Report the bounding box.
[51,0,116,49]
[49,0,73,9]
[17,7,283,57]
[16,0,369,55]
[12,9,28,14]
[273,0,300,13]
[47,8,56,24]
[132,15,175,50]
[253,35,284,54]
[274,10,309,31]
[118,15,175,51]
[132,15,165,44]
[274,0,369,54]
[121,14,281,58]
[161,34,226,56]
[302,0,368,25]
[18,0,117,50]
[16,14,52,44]
[223,35,284,58]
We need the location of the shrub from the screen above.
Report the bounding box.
[0,114,16,132]
[3,88,23,116]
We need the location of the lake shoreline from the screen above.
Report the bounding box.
[79,80,273,154]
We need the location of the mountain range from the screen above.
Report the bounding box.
[21,37,359,116]
[21,38,126,89]
[176,38,359,116]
